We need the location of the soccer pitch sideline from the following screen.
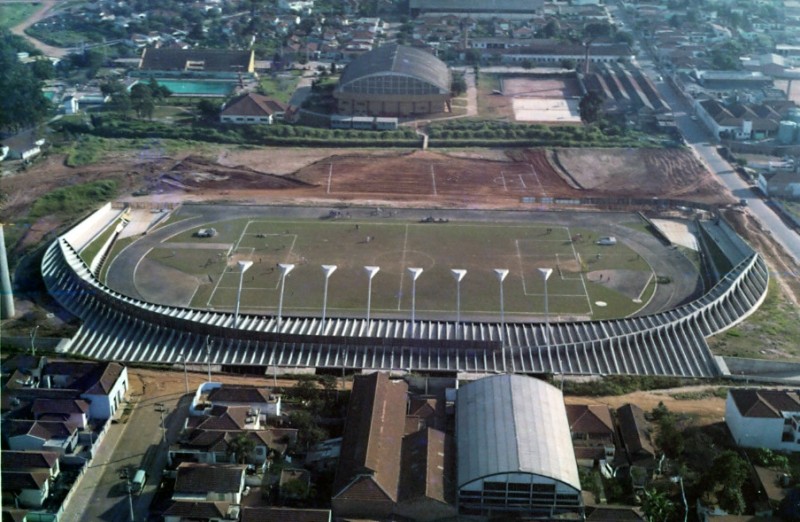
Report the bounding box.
[134,216,658,321]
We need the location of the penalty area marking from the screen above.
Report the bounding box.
[430,164,438,196]
[327,163,333,194]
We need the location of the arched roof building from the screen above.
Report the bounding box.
[456,374,583,519]
[334,44,452,117]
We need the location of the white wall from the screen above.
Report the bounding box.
[82,366,128,420]
[17,481,48,508]
[725,394,794,451]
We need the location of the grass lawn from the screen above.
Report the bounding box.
[138,217,657,321]
[0,3,40,29]
[259,71,303,104]
[708,278,800,361]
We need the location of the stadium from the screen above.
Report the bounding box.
[42,200,768,379]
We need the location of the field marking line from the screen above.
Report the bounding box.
[528,163,547,197]
[430,164,437,196]
[327,163,333,194]
[518,174,527,189]
[635,272,655,302]
[566,226,593,317]
[396,224,410,310]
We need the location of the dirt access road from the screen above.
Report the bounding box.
[6,0,71,58]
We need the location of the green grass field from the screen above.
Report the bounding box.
[0,3,40,29]
[148,217,657,321]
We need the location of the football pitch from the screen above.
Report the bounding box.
[142,217,658,321]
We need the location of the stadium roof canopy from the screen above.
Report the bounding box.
[337,44,451,94]
[456,374,580,491]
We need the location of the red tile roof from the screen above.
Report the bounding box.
[174,463,246,494]
[730,389,800,418]
[566,404,615,436]
[241,507,331,522]
[333,372,408,502]
[221,93,287,118]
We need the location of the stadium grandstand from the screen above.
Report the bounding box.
[137,48,255,79]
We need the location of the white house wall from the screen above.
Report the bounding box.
[725,395,794,451]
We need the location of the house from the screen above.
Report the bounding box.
[31,398,90,429]
[1,471,50,508]
[168,427,296,466]
[565,404,616,465]
[220,93,287,125]
[757,171,800,199]
[725,388,800,451]
[173,463,247,504]
[4,420,80,455]
[240,507,331,522]
[45,361,129,420]
[395,427,455,522]
[204,383,281,417]
[2,450,60,479]
[616,404,655,466]
[695,99,786,140]
[162,500,233,522]
[1,129,45,162]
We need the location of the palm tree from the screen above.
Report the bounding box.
[642,488,675,522]
[227,433,257,464]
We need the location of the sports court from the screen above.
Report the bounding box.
[500,76,583,123]
[137,216,657,321]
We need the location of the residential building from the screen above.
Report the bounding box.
[162,500,233,522]
[4,420,80,455]
[456,375,583,519]
[757,171,800,199]
[565,404,616,466]
[409,0,545,17]
[1,470,50,508]
[726,389,800,451]
[240,507,331,522]
[1,129,45,161]
[2,450,60,480]
[616,404,655,466]
[173,463,247,504]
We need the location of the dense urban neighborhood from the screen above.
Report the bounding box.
[1,0,800,520]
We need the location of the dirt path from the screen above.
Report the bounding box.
[7,0,71,58]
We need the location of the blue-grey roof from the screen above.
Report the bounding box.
[337,44,451,93]
[456,375,580,491]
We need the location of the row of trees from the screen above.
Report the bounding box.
[0,30,52,131]
[100,78,171,119]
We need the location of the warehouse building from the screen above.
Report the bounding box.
[456,375,584,520]
[334,44,452,117]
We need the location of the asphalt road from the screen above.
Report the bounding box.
[634,58,800,267]
[62,391,188,522]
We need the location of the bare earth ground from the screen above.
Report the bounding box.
[134,365,728,426]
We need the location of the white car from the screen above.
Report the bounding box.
[596,236,617,246]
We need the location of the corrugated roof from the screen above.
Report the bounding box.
[456,374,580,492]
[337,44,451,94]
[220,94,287,118]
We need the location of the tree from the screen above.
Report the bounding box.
[451,73,467,96]
[704,451,749,515]
[30,59,55,81]
[579,90,604,124]
[560,58,576,70]
[0,30,50,130]
[227,433,257,464]
[130,83,154,119]
[641,488,675,522]
[197,99,221,123]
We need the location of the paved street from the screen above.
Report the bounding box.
[634,57,800,267]
[62,388,190,522]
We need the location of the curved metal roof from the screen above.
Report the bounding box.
[456,374,581,492]
[337,44,451,93]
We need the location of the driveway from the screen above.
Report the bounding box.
[6,0,71,58]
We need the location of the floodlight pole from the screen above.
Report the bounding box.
[321,264,337,334]
[234,260,253,328]
[451,269,467,339]
[538,268,553,371]
[407,268,423,337]
[364,266,380,333]
[494,268,509,371]
[277,263,295,328]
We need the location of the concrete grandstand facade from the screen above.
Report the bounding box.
[42,204,769,379]
[334,44,452,117]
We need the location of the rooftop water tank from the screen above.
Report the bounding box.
[778,120,798,145]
